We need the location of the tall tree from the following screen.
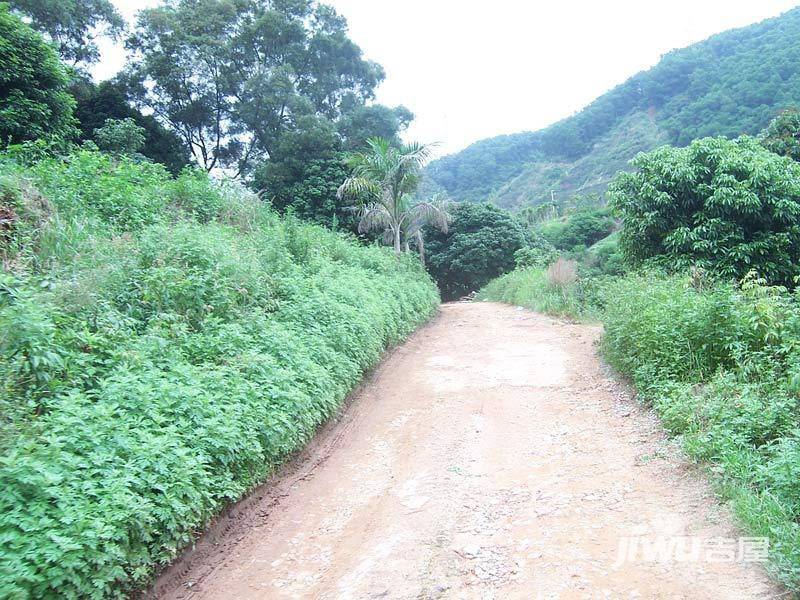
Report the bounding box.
[127,0,384,174]
[251,104,413,229]
[337,138,449,257]
[337,104,413,151]
[0,4,77,144]
[8,0,124,66]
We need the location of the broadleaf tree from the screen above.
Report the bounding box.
[127,0,386,175]
[425,202,529,300]
[0,4,78,144]
[609,136,800,286]
[760,108,800,162]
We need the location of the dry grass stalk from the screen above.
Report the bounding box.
[545,258,578,289]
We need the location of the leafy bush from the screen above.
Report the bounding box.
[609,136,800,286]
[425,202,528,300]
[513,233,558,269]
[93,118,147,156]
[26,149,171,234]
[539,208,615,251]
[0,149,439,598]
[760,108,800,162]
[581,231,625,277]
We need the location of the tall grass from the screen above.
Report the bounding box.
[477,265,609,319]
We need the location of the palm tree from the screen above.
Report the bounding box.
[337,138,450,259]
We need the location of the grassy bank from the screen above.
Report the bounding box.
[0,149,439,598]
[480,268,800,589]
[476,264,609,319]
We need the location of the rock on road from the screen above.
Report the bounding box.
[153,302,780,600]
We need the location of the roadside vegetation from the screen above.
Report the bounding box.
[479,113,800,589]
[0,3,442,597]
[0,147,438,598]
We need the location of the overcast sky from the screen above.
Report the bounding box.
[99,0,800,157]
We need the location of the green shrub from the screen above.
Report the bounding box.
[166,168,227,224]
[513,232,558,269]
[425,202,528,300]
[538,207,615,251]
[28,149,171,234]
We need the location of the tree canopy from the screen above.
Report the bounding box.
[71,78,191,174]
[609,136,800,286]
[0,4,77,144]
[8,0,124,66]
[425,202,528,300]
[126,0,386,175]
[760,108,800,161]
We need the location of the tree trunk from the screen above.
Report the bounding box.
[416,231,426,266]
[393,227,402,257]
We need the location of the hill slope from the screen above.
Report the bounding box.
[426,7,800,208]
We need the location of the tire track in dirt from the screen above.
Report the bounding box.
[150,302,782,600]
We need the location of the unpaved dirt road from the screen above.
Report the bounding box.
[153,302,781,600]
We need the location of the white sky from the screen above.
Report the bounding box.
[98,0,800,157]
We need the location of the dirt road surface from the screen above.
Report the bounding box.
[152,302,781,600]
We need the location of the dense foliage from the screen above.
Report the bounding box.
[253,105,413,227]
[0,4,77,145]
[427,7,800,205]
[423,132,540,202]
[538,207,615,251]
[760,108,800,161]
[425,202,527,300]
[609,136,800,286]
[71,78,191,173]
[0,149,439,598]
[602,274,800,589]
[93,117,147,156]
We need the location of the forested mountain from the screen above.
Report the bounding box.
[426,6,800,208]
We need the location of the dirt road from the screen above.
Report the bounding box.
[153,302,780,599]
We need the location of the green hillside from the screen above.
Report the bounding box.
[426,6,800,207]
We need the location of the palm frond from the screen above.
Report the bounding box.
[337,177,381,203]
[407,196,452,234]
[356,203,394,234]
